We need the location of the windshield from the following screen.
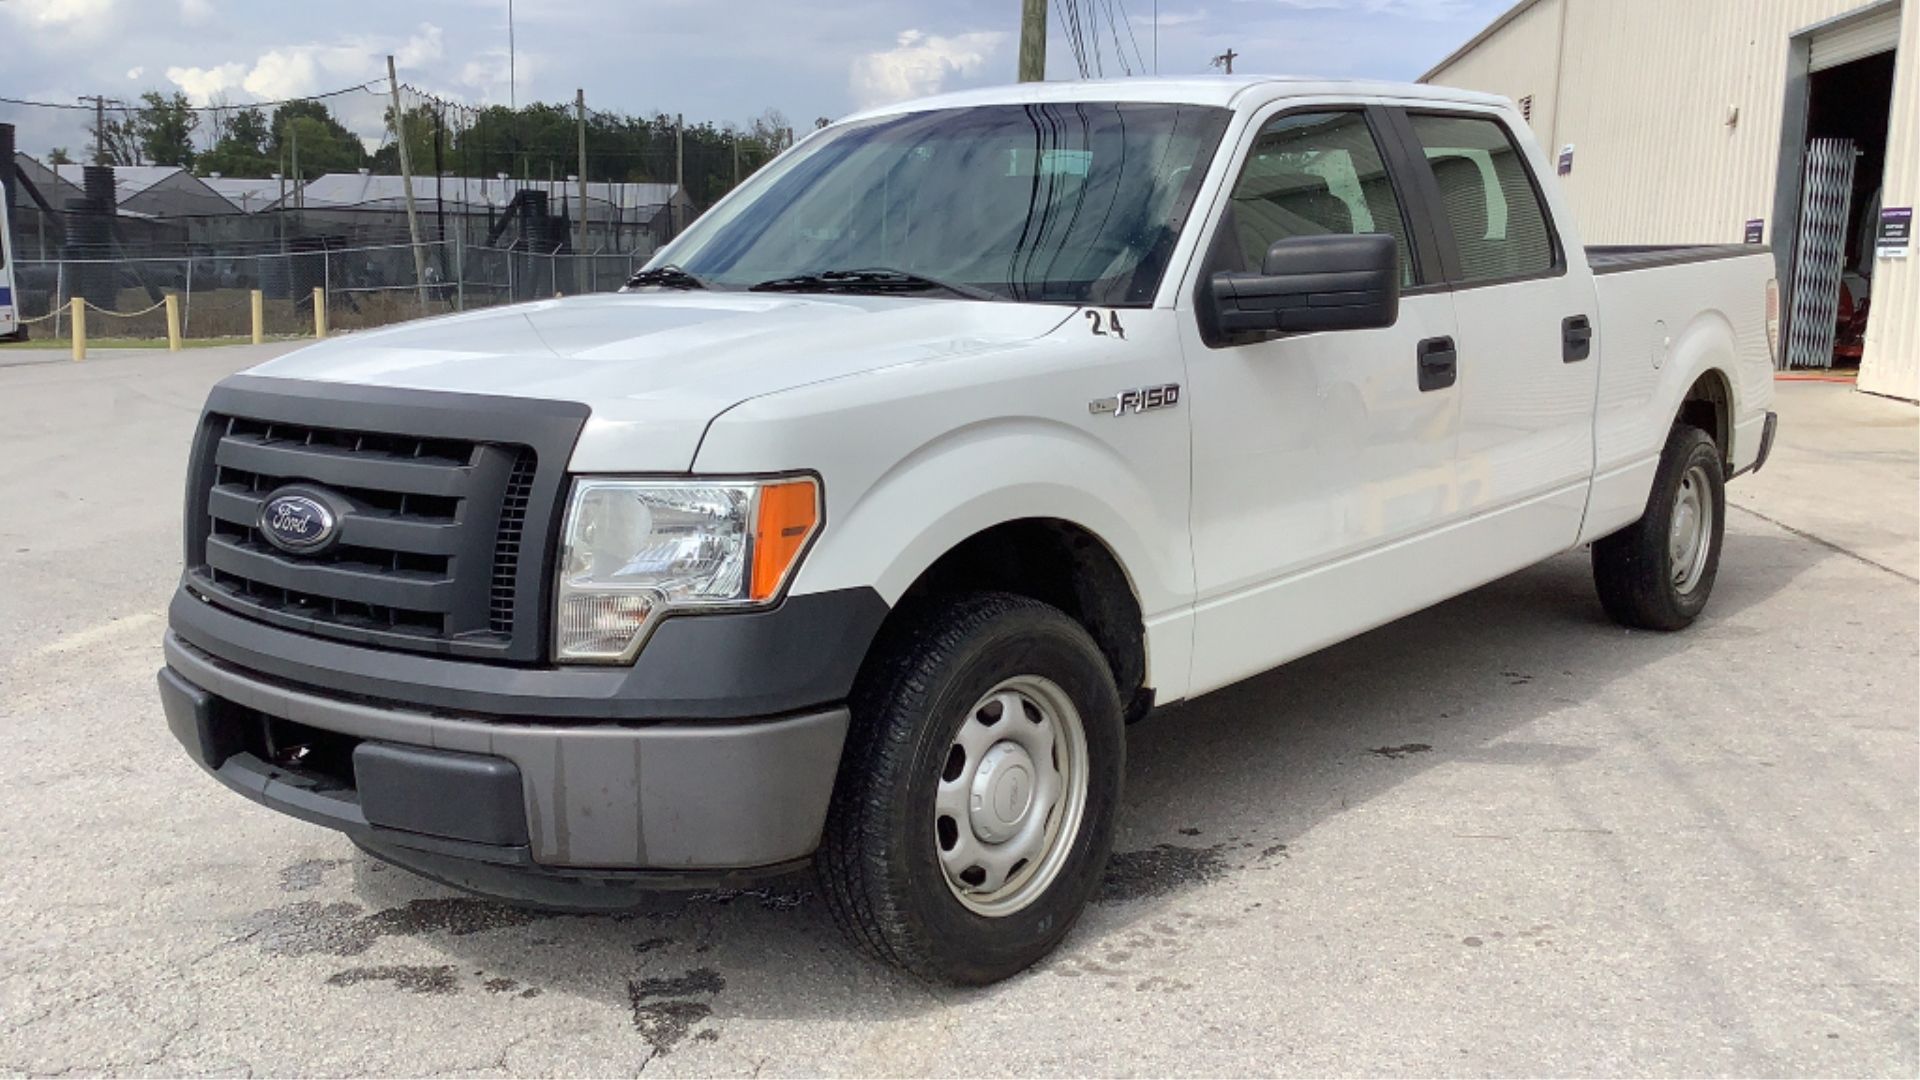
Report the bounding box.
[658,102,1230,306]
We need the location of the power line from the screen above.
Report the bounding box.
[1101,0,1135,76]
[0,81,383,113]
[1089,0,1104,77]
[1111,0,1149,76]
[1054,0,1090,78]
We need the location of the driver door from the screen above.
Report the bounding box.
[1179,105,1466,695]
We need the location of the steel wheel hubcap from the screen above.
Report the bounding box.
[1669,463,1714,593]
[934,675,1089,917]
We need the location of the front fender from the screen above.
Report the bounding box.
[691,326,1196,695]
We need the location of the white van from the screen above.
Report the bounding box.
[0,193,18,341]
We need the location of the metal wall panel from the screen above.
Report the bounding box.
[1859,2,1920,399]
[1421,0,1567,142]
[1426,0,1870,244]
[1425,0,1918,398]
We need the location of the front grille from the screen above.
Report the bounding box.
[183,379,587,664]
[489,449,538,635]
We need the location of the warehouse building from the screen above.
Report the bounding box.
[1422,0,1918,401]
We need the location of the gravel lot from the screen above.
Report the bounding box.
[2,344,1914,1076]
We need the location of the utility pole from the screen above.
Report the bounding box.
[674,113,684,237]
[507,0,517,110]
[731,133,739,191]
[78,95,122,164]
[576,88,589,256]
[1210,48,1239,75]
[387,55,430,310]
[1018,0,1047,82]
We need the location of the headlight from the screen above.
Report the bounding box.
[554,476,820,663]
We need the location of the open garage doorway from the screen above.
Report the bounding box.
[1804,51,1896,370]
[1776,2,1901,372]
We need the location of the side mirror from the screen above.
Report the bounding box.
[1208,233,1400,336]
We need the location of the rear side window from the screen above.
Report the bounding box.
[1226,111,1417,286]
[1407,113,1557,283]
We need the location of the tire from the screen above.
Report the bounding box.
[815,591,1124,985]
[1592,423,1726,631]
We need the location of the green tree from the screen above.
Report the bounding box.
[369,104,444,176]
[46,147,74,165]
[87,113,142,166]
[132,90,198,167]
[268,100,368,178]
[196,106,273,177]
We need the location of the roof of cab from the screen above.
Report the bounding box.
[840,75,1511,123]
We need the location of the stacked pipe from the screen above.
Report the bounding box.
[68,166,117,310]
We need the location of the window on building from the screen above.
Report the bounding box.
[1226,111,1416,285]
[1407,112,1557,283]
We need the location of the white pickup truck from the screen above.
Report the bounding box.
[159,77,1778,984]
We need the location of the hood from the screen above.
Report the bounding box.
[246,291,1075,469]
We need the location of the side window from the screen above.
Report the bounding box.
[1225,111,1417,286]
[1406,113,1557,283]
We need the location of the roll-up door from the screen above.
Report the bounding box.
[1809,2,1901,71]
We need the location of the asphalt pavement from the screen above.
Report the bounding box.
[1,344,1914,1076]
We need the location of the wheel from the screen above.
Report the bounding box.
[1592,424,1726,630]
[815,591,1124,984]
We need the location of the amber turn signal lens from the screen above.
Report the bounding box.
[750,479,820,601]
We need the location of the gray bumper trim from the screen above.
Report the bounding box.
[163,633,849,870]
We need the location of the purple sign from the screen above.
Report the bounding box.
[1878,207,1912,258]
[1744,219,1765,244]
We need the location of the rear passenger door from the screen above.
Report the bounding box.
[1391,108,1598,560]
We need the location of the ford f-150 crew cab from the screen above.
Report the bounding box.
[158,77,1780,984]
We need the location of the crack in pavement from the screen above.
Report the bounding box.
[1729,502,1918,583]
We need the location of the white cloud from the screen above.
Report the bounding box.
[849,29,1008,110]
[395,23,444,68]
[162,24,444,104]
[1235,0,1471,17]
[125,66,145,80]
[455,48,528,105]
[177,0,214,22]
[1132,8,1207,28]
[1,0,118,30]
[165,61,248,102]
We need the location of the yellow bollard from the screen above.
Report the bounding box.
[70,298,86,362]
[250,289,264,345]
[312,287,327,339]
[164,294,182,352]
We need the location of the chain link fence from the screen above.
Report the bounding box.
[3,78,799,345]
[9,238,660,343]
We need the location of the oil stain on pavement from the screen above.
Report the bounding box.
[626,968,726,1054]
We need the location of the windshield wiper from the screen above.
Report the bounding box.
[748,267,1000,301]
[623,264,710,291]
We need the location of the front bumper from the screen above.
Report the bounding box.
[159,631,849,894]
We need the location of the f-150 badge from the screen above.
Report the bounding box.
[1089,383,1180,417]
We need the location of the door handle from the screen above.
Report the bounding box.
[1563,315,1592,362]
[1417,335,1457,392]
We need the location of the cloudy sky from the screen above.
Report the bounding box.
[3,0,1509,154]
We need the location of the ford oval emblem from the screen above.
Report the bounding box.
[259,491,338,553]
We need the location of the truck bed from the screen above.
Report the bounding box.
[1586,244,1762,276]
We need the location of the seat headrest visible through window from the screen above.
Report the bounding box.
[1431,155,1500,277]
